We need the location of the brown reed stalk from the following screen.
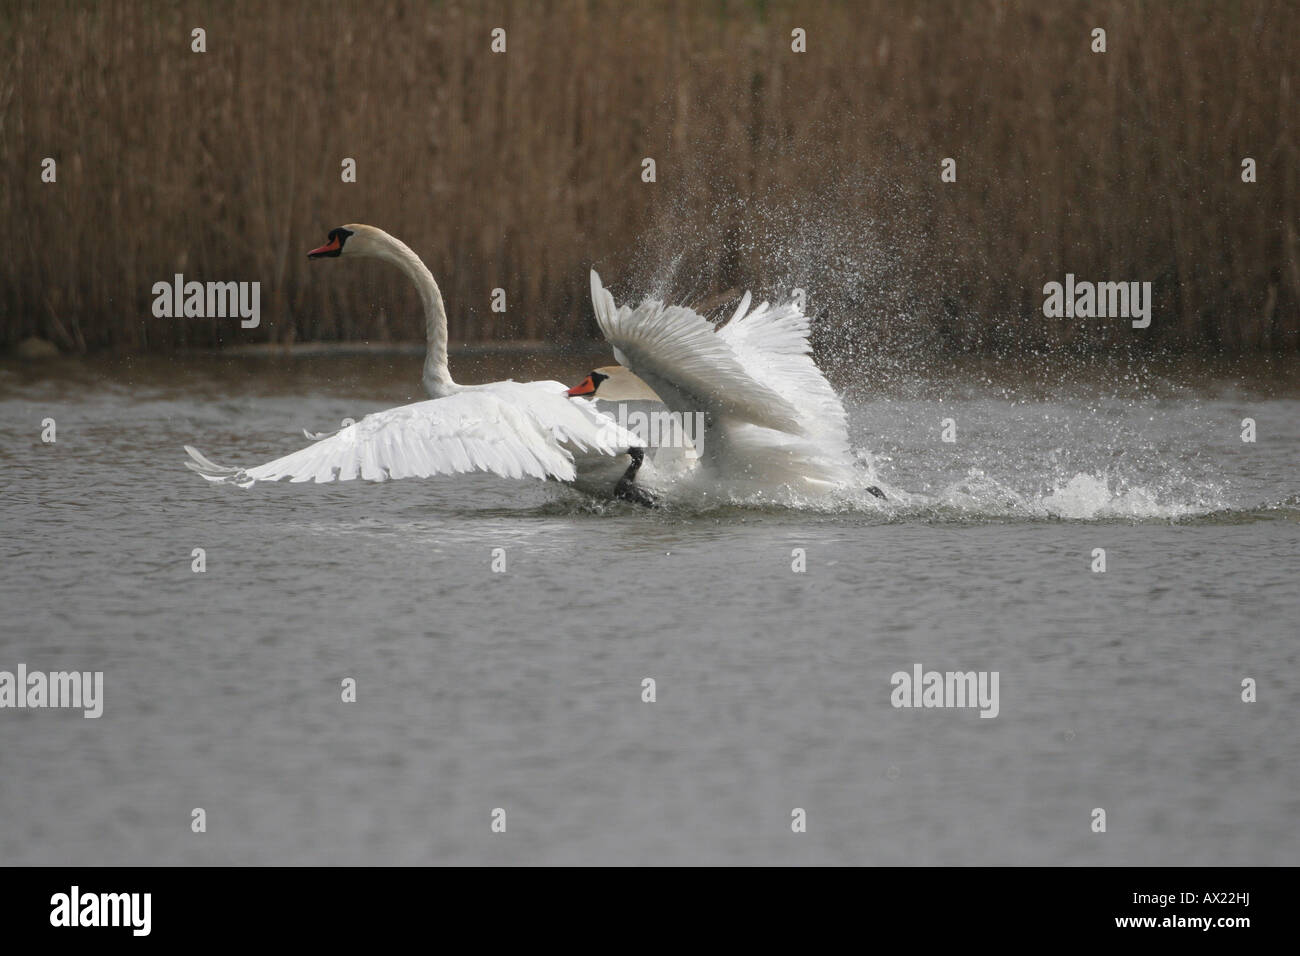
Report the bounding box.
[0,0,1294,355]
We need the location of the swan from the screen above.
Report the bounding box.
[184,225,649,499]
[568,272,883,496]
[560,364,701,481]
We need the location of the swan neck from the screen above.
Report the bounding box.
[369,232,455,396]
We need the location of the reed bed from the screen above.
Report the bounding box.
[0,0,1295,355]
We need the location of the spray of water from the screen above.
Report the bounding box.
[581,147,1293,522]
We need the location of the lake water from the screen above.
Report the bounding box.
[1,351,1296,865]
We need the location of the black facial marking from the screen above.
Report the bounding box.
[590,371,609,389]
[310,226,354,258]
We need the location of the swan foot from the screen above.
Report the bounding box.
[614,447,659,508]
[867,485,887,500]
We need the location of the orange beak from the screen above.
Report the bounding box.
[307,236,342,258]
[566,374,598,397]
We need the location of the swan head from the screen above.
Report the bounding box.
[307,223,394,260]
[565,369,610,397]
[566,366,661,402]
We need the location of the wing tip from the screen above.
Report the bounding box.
[184,444,223,471]
[183,444,253,484]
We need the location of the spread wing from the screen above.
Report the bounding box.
[589,270,804,434]
[185,382,640,487]
[715,296,851,457]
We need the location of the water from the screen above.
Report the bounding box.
[1,352,1296,865]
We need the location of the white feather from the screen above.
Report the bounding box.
[185,381,641,488]
[588,271,855,487]
[589,271,804,434]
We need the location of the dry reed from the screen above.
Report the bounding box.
[0,0,1295,355]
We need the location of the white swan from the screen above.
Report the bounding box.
[568,272,877,494]
[185,225,647,498]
